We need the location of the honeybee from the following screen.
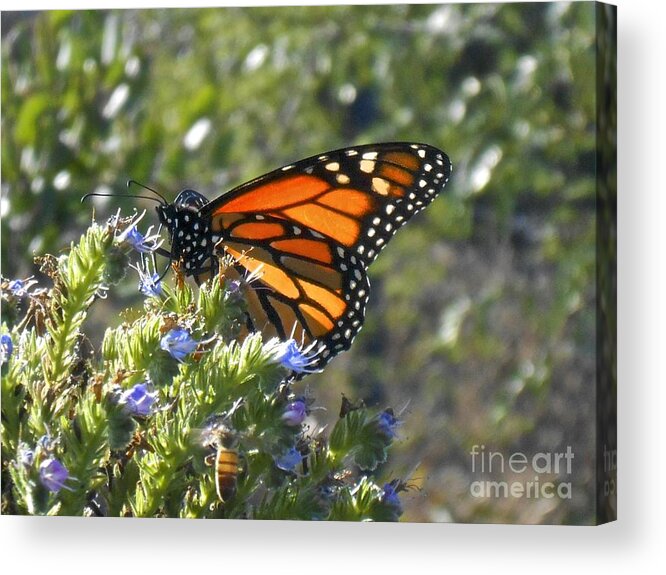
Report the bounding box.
[203,421,240,504]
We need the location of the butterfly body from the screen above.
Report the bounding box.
[156,143,451,372]
[156,189,218,276]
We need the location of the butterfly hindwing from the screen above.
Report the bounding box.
[218,222,370,369]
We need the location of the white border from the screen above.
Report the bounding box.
[2,0,664,573]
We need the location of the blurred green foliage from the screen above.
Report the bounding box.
[2,3,602,524]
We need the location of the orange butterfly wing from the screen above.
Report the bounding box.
[201,143,451,369]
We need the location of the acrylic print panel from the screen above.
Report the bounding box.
[1,2,616,524]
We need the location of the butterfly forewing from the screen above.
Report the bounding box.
[205,143,451,268]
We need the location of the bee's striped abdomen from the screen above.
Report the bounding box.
[215,447,239,503]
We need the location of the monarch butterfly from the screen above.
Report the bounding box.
[149,143,450,371]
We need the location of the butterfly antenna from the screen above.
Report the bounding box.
[80,192,165,204]
[127,179,169,204]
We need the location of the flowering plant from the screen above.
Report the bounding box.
[1,215,406,519]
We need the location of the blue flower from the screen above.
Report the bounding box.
[226,279,242,294]
[140,272,162,297]
[17,443,34,469]
[160,328,199,363]
[120,382,157,417]
[281,399,307,426]
[39,458,72,493]
[7,277,38,298]
[7,279,26,296]
[118,217,163,254]
[374,409,400,440]
[0,334,13,365]
[382,482,404,517]
[128,226,161,253]
[130,257,163,297]
[36,433,56,452]
[274,447,302,472]
[268,338,323,374]
[137,268,162,297]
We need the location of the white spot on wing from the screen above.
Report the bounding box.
[360,160,375,173]
[372,177,390,196]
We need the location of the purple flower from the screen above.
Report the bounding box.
[226,279,242,294]
[39,458,72,493]
[160,328,199,363]
[7,277,38,297]
[139,271,162,297]
[374,409,400,440]
[119,382,157,417]
[281,399,307,426]
[268,338,323,374]
[382,482,401,506]
[17,444,34,469]
[36,433,55,452]
[118,220,163,254]
[225,267,263,299]
[274,447,302,472]
[127,226,159,253]
[130,257,163,297]
[382,482,404,517]
[141,273,162,297]
[1,334,13,365]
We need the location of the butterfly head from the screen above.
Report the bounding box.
[174,189,210,211]
[156,189,216,276]
[156,189,209,226]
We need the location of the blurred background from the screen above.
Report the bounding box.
[2,3,603,524]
